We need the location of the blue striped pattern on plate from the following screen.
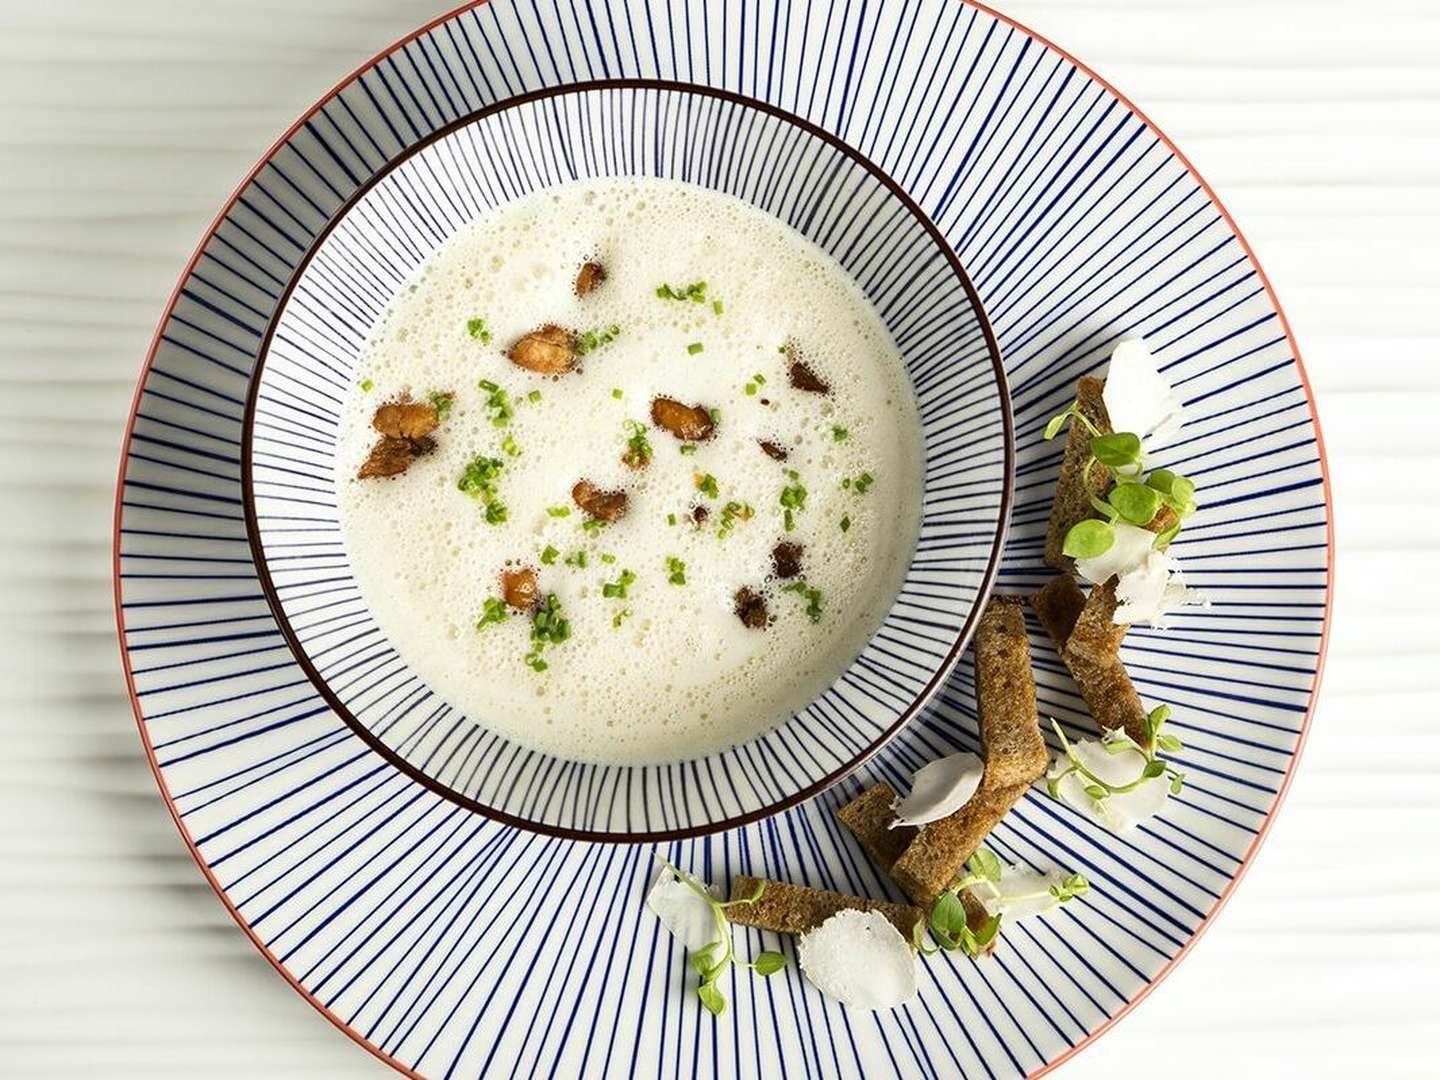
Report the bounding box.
[247,82,1009,839]
[115,2,1330,1076]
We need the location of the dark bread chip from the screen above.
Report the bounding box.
[734,586,768,629]
[574,261,606,295]
[650,396,715,441]
[771,541,803,580]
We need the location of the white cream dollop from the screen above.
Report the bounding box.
[797,909,918,1009]
[890,750,985,827]
[1102,338,1183,450]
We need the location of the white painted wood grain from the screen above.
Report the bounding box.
[1,0,1436,1075]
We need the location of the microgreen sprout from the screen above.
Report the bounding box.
[656,860,785,1016]
[466,317,493,344]
[575,324,622,355]
[1045,397,1200,555]
[916,849,1091,961]
[1046,707,1186,811]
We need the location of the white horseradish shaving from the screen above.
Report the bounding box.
[797,909,918,1009]
[1075,522,1209,628]
[889,750,984,827]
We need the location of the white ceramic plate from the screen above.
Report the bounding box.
[115,3,1331,1076]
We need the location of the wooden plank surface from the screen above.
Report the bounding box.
[1,0,1436,1075]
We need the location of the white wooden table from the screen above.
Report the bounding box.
[2,1,1436,1075]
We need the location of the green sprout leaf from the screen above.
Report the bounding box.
[696,981,726,1016]
[1108,481,1162,525]
[1062,518,1115,559]
[968,847,1003,884]
[1090,431,1143,468]
[1157,733,1184,753]
[751,951,787,977]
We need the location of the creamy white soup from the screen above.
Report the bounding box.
[337,178,922,765]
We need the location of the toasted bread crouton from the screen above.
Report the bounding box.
[1044,377,1112,570]
[974,596,1048,789]
[1063,577,1128,665]
[1031,576,1149,747]
[837,783,916,873]
[726,875,924,942]
[890,782,1029,907]
[837,784,1002,953]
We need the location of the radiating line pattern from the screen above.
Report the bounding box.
[116,2,1328,1077]
[250,82,1008,838]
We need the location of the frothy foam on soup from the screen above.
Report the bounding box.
[337,179,923,765]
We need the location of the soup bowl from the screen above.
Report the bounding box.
[243,80,1011,841]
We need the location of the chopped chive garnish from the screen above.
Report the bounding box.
[831,425,849,442]
[622,420,653,468]
[745,383,757,396]
[600,552,617,564]
[527,389,542,403]
[666,556,687,586]
[575,324,622,356]
[667,512,677,526]
[840,514,851,533]
[779,472,807,531]
[656,281,707,302]
[476,597,507,628]
[612,388,623,399]
[783,580,824,623]
[687,341,704,355]
[601,569,637,599]
[679,443,697,456]
[466,317,493,344]
[612,607,632,628]
[712,299,724,315]
[564,549,588,568]
[359,378,374,392]
[458,455,506,525]
[428,390,455,421]
[540,544,559,565]
[500,432,520,458]
[581,518,607,534]
[546,506,572,518]
[753,372,766,385]
[695,473,720,499]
